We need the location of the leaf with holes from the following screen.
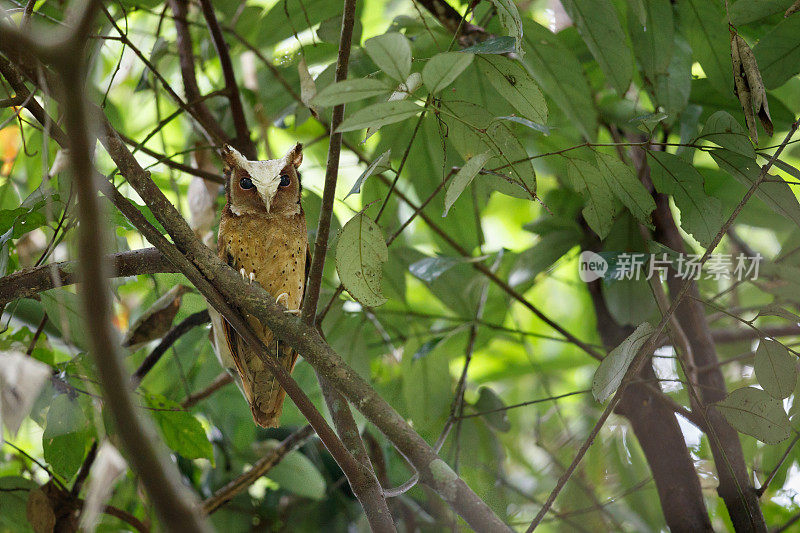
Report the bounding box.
[336,213,388,307]
[477,55,547,125]
[714,387,791,444]
[755,340,797,399]
[593,323,654,402]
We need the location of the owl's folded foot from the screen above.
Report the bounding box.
[239,268,256,283]
[275,292,301,315]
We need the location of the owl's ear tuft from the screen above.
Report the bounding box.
[221,145,246,170]
[288,143,303,169]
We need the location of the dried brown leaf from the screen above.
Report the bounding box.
[730,32,773,142]
[122,284,191,348]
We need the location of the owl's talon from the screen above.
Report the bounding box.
[239,268,247,280]
[275,292,289,307]
[285,308,302,315]
[249,272,255,283]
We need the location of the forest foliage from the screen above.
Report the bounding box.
[2,0,800,531]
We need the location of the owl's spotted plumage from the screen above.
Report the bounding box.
[208,144,307,427]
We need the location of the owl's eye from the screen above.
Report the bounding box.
[239,177,254,190]
[279,175,291,187]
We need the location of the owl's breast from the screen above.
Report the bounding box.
[219,213,308,309]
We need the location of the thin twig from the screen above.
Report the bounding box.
[202,425,315,514]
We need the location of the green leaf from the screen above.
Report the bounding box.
[755,340,797,399]
[422,52,474,94]
[266,447,326,500]
[0,477,37,533]
[442,102,537,201]
[462,36,516,54]
[346,150,391,199]
[146,394,213,462]
[730,0,796,24]
[594,152,656,227]
[593,323,654,402]
[565,158,617,239]
[473,387,510,432]
[409,254,488,282]
[753,15,800,89]
[495,116,550,134]
[487,0,523,56]
[311,78,390,106]
[444,152,492,216]
[521,20,598,140]
[40,289,89,351]
[627,0,674,80]
[42,395,89,480]
[336,100,421,132]
[476,55,547,124]
[364,32,412,81]
[336,212,389,307]
[680,0,732,95]
[710,149,800,227]
[255,0,343,48]
[756,303,800,323]
[714,387,792,444]
[647,151,723,247]
[654,37,692,120]
[561,0,634,94]
[697,111,755,158]
[402,337,451,433]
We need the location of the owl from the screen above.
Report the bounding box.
[207,143,308,427]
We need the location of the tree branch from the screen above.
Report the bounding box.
[131,310,210,387]
[2,2,212,529]
[197,0,255,158]
[0,248,175,306]
[297,0,395,527]
[1,38,513,533]
[167,0,229,145]
[202,425,315,514]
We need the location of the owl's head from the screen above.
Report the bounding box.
[221,144,303,216]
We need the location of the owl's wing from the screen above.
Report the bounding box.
[216,251,257,404]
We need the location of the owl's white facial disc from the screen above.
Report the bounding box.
[225,146,292,212]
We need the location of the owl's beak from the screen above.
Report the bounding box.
[257,175,282,213]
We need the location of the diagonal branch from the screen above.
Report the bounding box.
[295,0,395,528]
[202,425,315,514]
[196,0,255,158]
[0,36,512,533]
[167,0,228,145]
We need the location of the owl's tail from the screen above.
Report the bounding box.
[246,347,299,428]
